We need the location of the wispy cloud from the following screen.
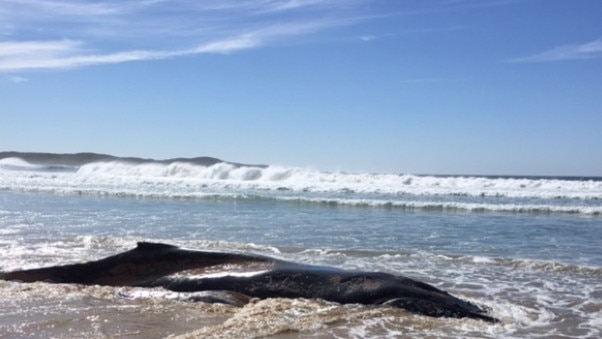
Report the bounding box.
[509,38,602,63]
[0,40,81,58]
[7,76,29,83]
[4,0,120,17]
[0,35,261,72]
[0,40,164,71]
[0,0,361,72]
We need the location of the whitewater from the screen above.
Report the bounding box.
[1,156,600,215]
[1,153,601,338]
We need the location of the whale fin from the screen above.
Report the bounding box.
[135,242,178,251]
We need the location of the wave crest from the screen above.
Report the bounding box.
[71,160,602,199]
[1,158,601,215]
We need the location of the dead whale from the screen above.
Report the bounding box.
[0,242,498,323]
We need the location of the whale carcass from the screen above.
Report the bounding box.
[0,242,498,323]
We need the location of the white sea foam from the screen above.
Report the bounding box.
[0,157,32,167]
[47,161,602,198]
[1,159,601,215]
[0,157,46,171]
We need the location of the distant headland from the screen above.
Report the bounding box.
[0,151,267,168]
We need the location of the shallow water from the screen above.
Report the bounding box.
[1,158,601,338]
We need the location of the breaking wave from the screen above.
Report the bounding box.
[1,158,601,215]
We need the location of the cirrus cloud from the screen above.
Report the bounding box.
[0,0,362,72]
[509,38,602,63]
[0,35,262,72]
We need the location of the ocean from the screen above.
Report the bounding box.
[0,154,601,338]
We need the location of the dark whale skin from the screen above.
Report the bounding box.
[0,242,498,323]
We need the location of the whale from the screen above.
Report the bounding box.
[0,242,498,323]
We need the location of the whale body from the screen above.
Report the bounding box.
[0,242,498,323]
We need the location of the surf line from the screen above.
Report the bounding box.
[0,242,498,323]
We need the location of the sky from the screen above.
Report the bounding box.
[1,0,601,176]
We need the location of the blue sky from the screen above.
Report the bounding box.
[1,0,601,176]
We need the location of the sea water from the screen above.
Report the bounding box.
[0,157,601,338]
